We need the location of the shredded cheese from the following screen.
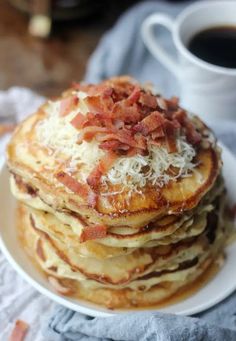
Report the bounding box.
[37,92,197,190]
[36,92,104,178]
[102,136,196,190]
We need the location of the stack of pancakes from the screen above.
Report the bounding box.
[7,77,229,309]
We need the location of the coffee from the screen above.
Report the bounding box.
[188,26,236,68]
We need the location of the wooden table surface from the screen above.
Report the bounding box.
[0,0,137,97]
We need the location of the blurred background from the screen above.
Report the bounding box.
[0,0,185,97]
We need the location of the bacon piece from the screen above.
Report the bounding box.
[134,134,147,150]
[82,112,104,128]
[87,190,98,208]
[85,94,113,114]
[96,131,130,145]
[173,110,201,144]
[99,140,123,152]
[87,167,102,190]
[186,123,201,144]
[173,109,187,124]
[151,126,165,139]
[108,77,136,102]
[139,92,157,109]
[96,129,146,150]
[133,111,165,136]
[48,276,71,295]
[163,120,178,153]
[112,102,141,123]
[86,84,113,98]
[77,126,112,143]
[70,113,87,129]
[80,225,107,242]
[87,152,117,189]
[171,119,181,130]
[126,147,140,157]
[149,137,166,148]
[59,96,78,117]
[85,96,104,114]
[55,172,88,198]
[127,86,141,104]
[166,96,179,111]
[113,119,124,130]
[9,320,29,341]
[157,97,168,111]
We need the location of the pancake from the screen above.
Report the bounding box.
[9,76,230,310]
[18,201,227,308]
[20,188,226,285]
[29,210,209,285]
[10,172,224,248]
[8,144,221,228]
[7,78,222,229]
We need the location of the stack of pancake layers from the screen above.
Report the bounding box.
[7,77,228,309]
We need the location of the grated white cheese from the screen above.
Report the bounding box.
[36,91,197,190]
[36,92,104,179]
[102,136,196,190]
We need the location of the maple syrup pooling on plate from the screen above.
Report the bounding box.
[188,26,236,68]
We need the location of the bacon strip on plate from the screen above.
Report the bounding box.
[9,320,29,341]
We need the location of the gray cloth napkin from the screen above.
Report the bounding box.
[45,292,236,341]
[44,1,236,340]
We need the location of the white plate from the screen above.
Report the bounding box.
[0,143,236,317]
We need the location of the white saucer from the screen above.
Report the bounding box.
[0,143,236,317]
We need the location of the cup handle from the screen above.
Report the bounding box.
[141,14,180,79]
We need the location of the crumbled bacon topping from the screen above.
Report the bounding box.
[87,152,117,190]
[55,171,88,197]
[69,77,201,191]
[55,171,98,207]
[59,95,79,117]
[80,224,107,242]
[133,111,165,136]
[9,320,29,341]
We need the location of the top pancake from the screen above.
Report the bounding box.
[7,78,222,228]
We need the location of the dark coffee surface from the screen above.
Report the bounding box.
[188,26,236,68]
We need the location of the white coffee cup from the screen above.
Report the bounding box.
[141,1,236,121]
